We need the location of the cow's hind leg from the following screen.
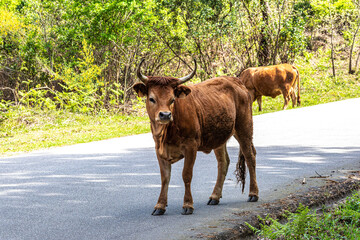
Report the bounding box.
[235,134,258,202]
[234,110,258,202]
[290,89,296,108]
[281,87,291,110]
[234,134,258,202]
[208,144,230,205]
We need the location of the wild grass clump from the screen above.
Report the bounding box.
[246,191,360,239]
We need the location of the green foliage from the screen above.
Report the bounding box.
[2,0,360,104]
[310,0,358,29]
[247,192,360,239]
[53,39,107,113]
[278,5,308,62]
[0,7,23,36]
[0,0,24,11]
[0,6,24,68]
[334,191,360,226]
[2,37,128,114]
[247,204,320,239]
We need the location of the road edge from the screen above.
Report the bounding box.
[207,175,360,240]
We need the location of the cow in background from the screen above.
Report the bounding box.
[239,64,301,111]
[133,59,258,216]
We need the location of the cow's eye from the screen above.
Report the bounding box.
[149,97,156,104]
[170,99,175,105]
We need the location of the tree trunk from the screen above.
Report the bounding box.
[354,49,360,72]
[272,0,286,65]
[258,0,270,66]
[349,21,360,74]
[330,1,336,77]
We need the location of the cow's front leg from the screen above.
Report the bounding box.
[152,158,171,216]
[256,96,262,111]
[182,147,197,215]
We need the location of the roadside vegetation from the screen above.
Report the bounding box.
[1,54,359,156]
[1,0,360,156]
[246,191,360,239]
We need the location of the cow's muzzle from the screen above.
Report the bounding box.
[158,111,172,123]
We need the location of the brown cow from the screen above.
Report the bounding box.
[133,59,258,216]
[239,64,301,111]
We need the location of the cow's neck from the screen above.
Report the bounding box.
[151,121,171,141]
[151,121,179,160]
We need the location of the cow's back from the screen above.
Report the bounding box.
[174,77,250,151]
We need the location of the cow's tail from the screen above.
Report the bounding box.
[235,153,246,193]
[294,66,301,106]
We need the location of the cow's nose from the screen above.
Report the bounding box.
[159,111,172,121]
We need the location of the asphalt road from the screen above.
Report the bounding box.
[1,98,360,240]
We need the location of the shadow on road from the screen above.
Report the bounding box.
[0,145,359,240]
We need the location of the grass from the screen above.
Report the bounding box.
[1,50,360,156]
[247,191,360,239]
[0,107,150,156]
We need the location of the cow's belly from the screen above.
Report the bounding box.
[199,112,235,150]
[258,87,282,98]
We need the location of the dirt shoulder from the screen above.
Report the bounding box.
[191,169,360,240]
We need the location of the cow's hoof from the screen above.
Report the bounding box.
[207,199,219,205]
[181,208,194,215]
[152,208,166,216]
[247,196,259,202]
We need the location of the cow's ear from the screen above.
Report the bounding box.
[133,83,147,97]
[174,85,191,99]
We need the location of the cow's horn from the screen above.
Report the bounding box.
[137,59,149,84]
[178,59,197,85]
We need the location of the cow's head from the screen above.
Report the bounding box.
[133,59,196,125]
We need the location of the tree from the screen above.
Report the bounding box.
[258,0,270,65]
[348,0,360,74]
